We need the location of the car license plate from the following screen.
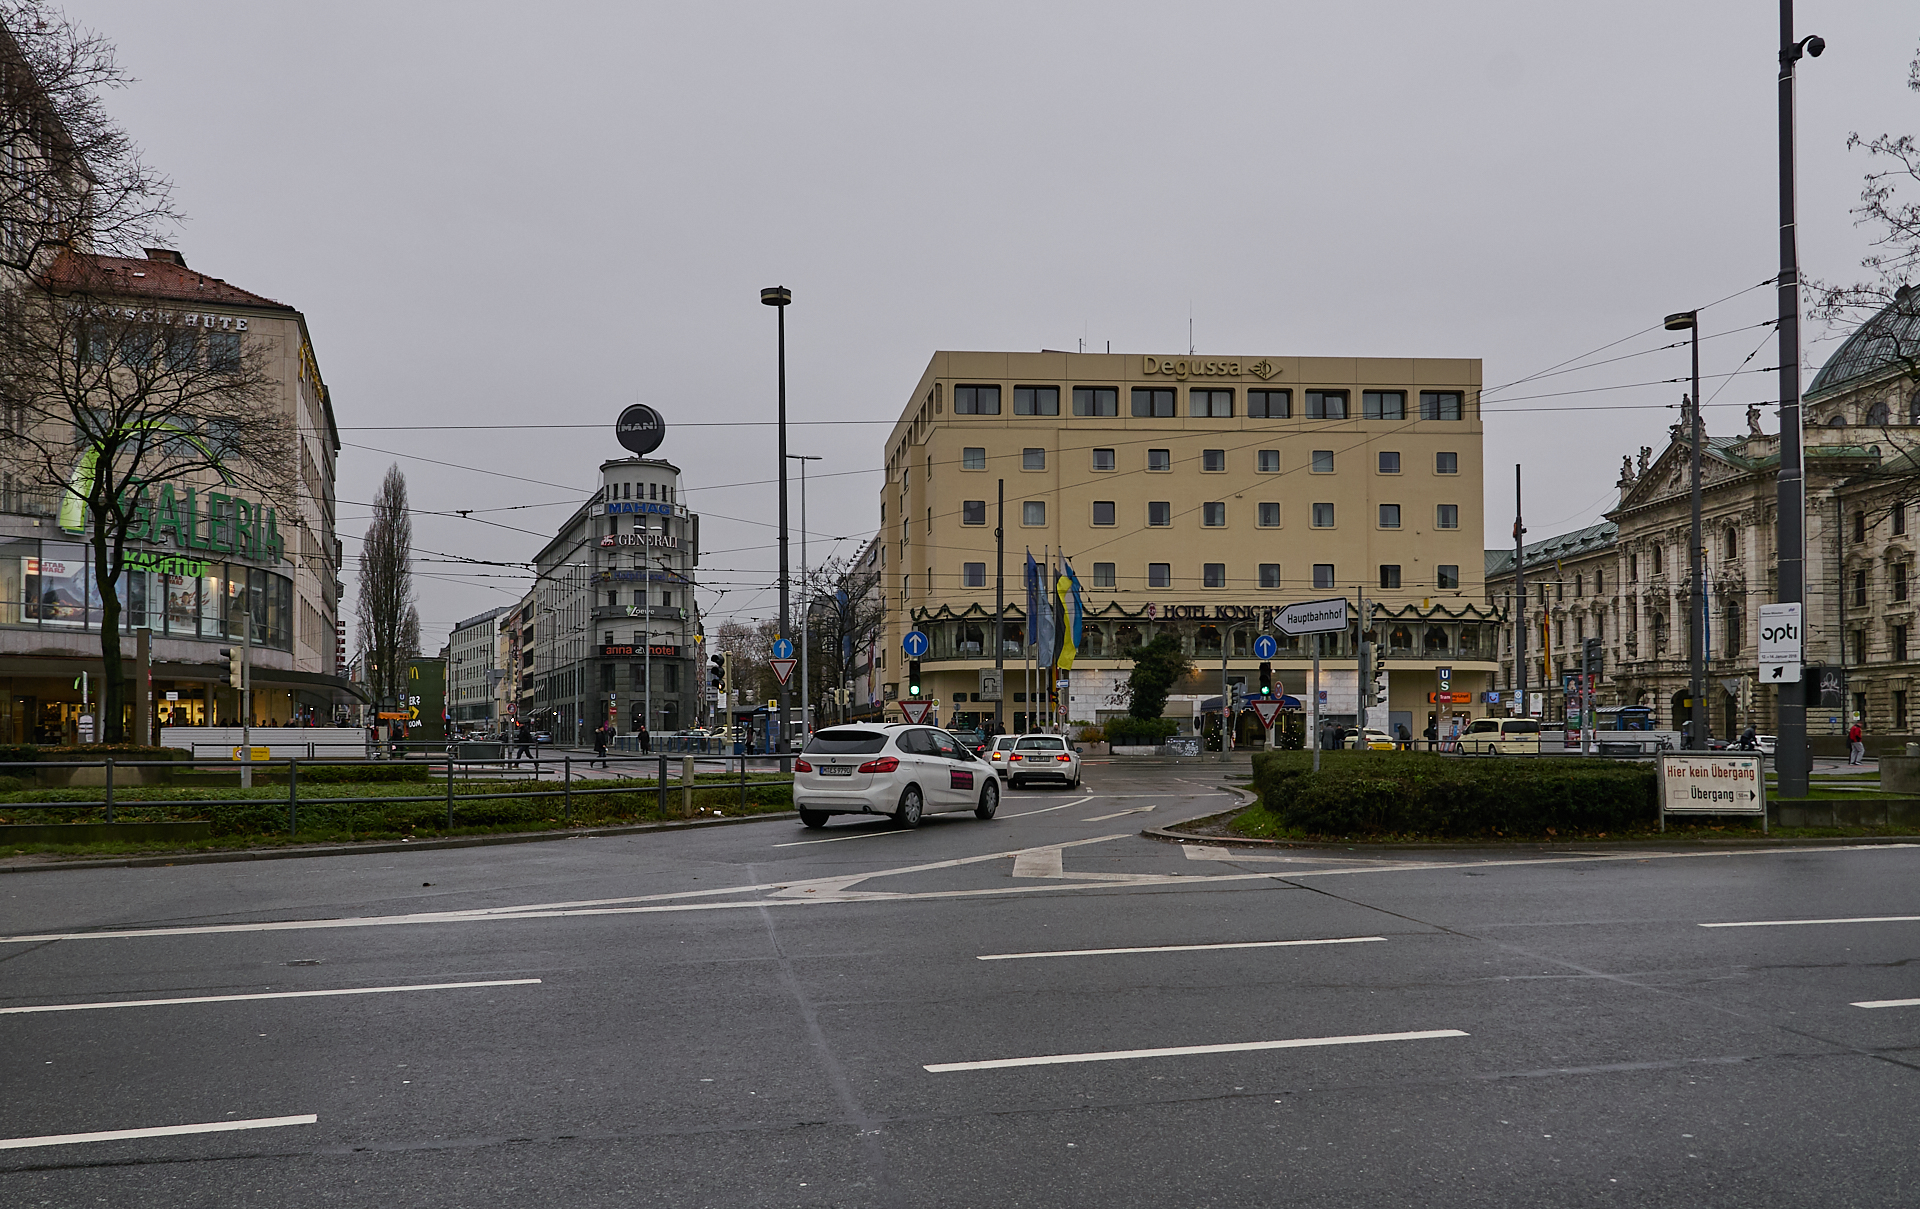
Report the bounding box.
[818,765,853,776]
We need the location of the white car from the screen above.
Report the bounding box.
[986,734,1021,780]
[793,724,999,829]
[1005,734,1081,789]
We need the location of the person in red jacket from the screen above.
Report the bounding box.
[1849,720,1865,766]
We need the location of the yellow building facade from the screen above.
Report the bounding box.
[878,350,1502,741]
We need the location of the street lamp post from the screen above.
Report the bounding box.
[1666,310,1708,750]
[762,286,793,760]
[788,453,822,744]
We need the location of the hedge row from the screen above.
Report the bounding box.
[1248,749,1658,837]
[0,744,185,765]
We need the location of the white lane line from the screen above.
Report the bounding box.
[1010,848,1065,878]
[924,1028,1467,1072]
[773,827,905,847]
[0,1114,317,1150]
[1852,997,1920,1009]
[977,936,1386,961]
[1003,795,1093,818]
[1084,806,1155,821]
[1699,914,1920,929]
[0,978,541,1015]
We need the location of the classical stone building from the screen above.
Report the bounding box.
[1487,295,1920,744]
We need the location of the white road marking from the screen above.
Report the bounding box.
[0,1114,317,1150]
[1084,806,1156,821]
[1011,848,1065,878]
[1003,795,1094,818]
[1699,914,1920,929]
[773,826,904,847]
[977,936,1386,961]
[924,1029,1467,1072]
[0,978,541,1015]
[1851,998,1920,1009]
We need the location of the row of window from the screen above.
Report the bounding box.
[953,561,1462,591]
[961,447,1461,475]
[965,499,1460,530]
[952,384,1467,421]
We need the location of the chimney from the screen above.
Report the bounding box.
[143,248,187,267]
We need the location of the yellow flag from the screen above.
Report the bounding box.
[1055,573,1077,670]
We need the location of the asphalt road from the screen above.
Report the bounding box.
[2,761,1918,1207]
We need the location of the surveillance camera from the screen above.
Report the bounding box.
[1805,35,1825,57]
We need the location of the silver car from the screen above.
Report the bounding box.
[1006,734,1081,789]
[793,724,999,829]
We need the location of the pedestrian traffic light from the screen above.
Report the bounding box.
[908,660,922,697]
[1258,662,1272,697]
[218,646,243,689]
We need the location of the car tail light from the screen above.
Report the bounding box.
[795,758,812,772]
[858,756,899,773]
[1057,754,1071,761]
[1009,754,1022,761]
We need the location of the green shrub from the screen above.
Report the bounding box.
[277,763,429,784]
[1106,717,1178,745]
[1248,749,1657,837]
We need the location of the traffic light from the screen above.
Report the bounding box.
[1258,662,1272,698]
[218,646,243,689]
[709,653,726,689]
[908,660,922,697]
[1372,650,1389,707]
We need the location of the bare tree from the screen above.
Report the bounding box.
[355,465,419,710]
[713,617,778,711]
[0,256,284,741]
[0,2,178,274]
[804,553,886,720]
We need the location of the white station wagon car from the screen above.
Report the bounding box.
[793,724,1000,829]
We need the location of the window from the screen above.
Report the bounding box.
[1438,564,1460,589]
[1595,569,1604,593]
[1574,574,1583,598]
[961,500,986,525]
[1306,390,1348,419]
[208,332,242,373]
[1092,501,1116,526]
[1092,562,1115,588]
[1436,504,1459,529]
[1724,527,1738,559]
[1148,563,1171,588]
[1260,563,1282,588]
[1204,563,1226,588]
[1363,390,1405,419]
[1131,387,1176,418]
[963,562,986,588]
[1313,564,1335,589]
[1091,448,1115,471]
[1900,690,1911,731]
[1653,545,1663,575]
[1203,502,1226,527]
[1147,449,1171,471]
[1022,500,1046,526]
[1379,504,1401,529]
[1851,567,1869,607]
[955,385,1001,414]
[1897,503,1908,536]
[1379,565,1401,589]
[1014,385,1060,416]
[1852,631,1866,664]
[1148,501,1171,526]
[1378,451,1400,474]
[1248,389,1291,418]
[962,446,986,470]
[1855,511,1867,543]
[1202,449,1226,472]
[1420,391,1464,420]
[1436,451,1459,474]
[1072,386,1117,416]
[1311,450,1334,473]
[1257,502,1281,527]
[1258,449,1280,473]
[1190,389,1233,417]
[1022,448,1046,470]
[1869,400,1892,426]
[1312,502,1335,528]
[1896,563,1909,603]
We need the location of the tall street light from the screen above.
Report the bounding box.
[762,286,792,760]
[1665,310,1707,750]
[1775,5,1823,798]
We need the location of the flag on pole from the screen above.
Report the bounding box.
[1023,550,1040,650]
[1056,559,1085,670]
[1034,552,1058,668]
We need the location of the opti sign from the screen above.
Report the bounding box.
[1758,602,1803,682]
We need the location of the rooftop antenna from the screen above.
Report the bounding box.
[1189,303,1195,355]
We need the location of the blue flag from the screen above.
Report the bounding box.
[1024,550,1040,650]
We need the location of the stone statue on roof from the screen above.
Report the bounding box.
[1619,455,1636,485]
[1637,446,1652,476]
[1747,404,1764,438]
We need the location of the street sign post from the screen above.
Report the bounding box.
[1252,633,1278,660]
[1758,602,1803,684]
[770,658,797,686]
[902,630,929,658]
[899,700,932,724]
[1253,700,1282,729]
[1658,751,1765,833]
[1276,598,1348,772]
[978,668,1003,700]
[771,637,795,660]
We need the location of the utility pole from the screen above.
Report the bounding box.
[1357,586,1371,738]
[1513,466,1527,717]
[761,286,793,761]
[994,478,1005,732]
[1774,3,1822,798]
[789,454,821,744]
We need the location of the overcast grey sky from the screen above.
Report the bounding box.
[76,0,1917,650]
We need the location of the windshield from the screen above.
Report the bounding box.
[1016,737,1066,750]
[1502,720,1541,734]
[804,729,889,755]
[1466,720,1498,734]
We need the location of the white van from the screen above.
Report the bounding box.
[1457,717,1541,755]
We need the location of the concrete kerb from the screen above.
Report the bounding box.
[0,809,799,876]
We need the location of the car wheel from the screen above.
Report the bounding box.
[798,808,829,829]
[975,779,999,819]
[1070,775,1081,789]
[894,785,924,828]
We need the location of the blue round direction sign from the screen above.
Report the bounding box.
[771,638,794,660]
[902,630,929,658]
[1252,633,1278,660]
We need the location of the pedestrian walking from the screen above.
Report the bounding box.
[1849,720,1865,765]
[592,722,610,769]
[513,721,534,767]
[638,721,651,754]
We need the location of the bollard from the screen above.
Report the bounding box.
[682,756,694,817]
[104,757,114,824]
[288,758,299,836]
[739,753,748,811]
[657,753,667,816]
[564,756,572,824]
[445,754,455,830]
